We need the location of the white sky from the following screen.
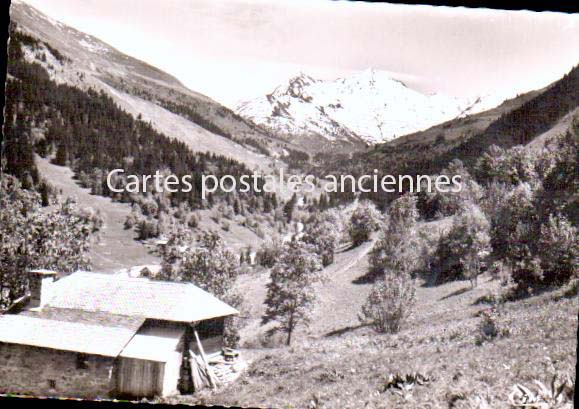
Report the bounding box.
[21,0,579,108]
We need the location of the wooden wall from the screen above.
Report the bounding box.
[116,357,165,398]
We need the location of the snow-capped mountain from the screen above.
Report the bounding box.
[236,69,505,148]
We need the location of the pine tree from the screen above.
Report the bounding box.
[283,194,297,223]
[369,195,419,277]
[54,142,67,166]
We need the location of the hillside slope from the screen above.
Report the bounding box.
[201,281,576,409]
[34,156,266,273]
[9,0,299,170]
[441,64,579,169]
[35,156,159,273]
[169,222,577,408]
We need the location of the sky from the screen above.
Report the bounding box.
[20,0,579,108]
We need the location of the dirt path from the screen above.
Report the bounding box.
[306,239,377,338]
[236,238,377,345]
[36,156,159,273]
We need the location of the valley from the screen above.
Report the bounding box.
[11,0,300,171]
[2,2,578,409]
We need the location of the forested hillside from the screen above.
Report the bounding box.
[9,0,309,164]
[3,25,281,238]
[435,65,579,169]
[310,64,579,210]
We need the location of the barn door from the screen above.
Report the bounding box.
[116,357,165,398]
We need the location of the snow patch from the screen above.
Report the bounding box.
[236,69,507,145]
[79,39,108,54]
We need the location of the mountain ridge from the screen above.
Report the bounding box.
[307,63,579,210]
[236,68,506,150]
[9,0,305,171]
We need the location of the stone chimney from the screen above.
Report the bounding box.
[28,270,57,309]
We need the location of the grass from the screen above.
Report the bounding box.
[36,156,160,273]
[36,158,576,408]
[35,157,277,272]
[163,224,577,408]
[169,279,576,408]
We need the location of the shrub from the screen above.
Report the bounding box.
[477,308,499,341]
[137,217,159,240]
[187,214,199,228]
[537,214,578,286]
[256,227,266,239]
[140,199,158,217]
[348,201,381,246]
[489,260,515,287]
[510,257,544,294]
[369,195,419,277]
[388,194,419,233]
[490,183,538,263]
[223,295,244,348]
[140,266,153,278]
[430,203,490,286]
[475,307,510,345]
[360,272,416,333]
[256,237,284,268]
[124,212,137,230]
[420,159,483,219]
[540,125,579,222]
[475,145,539,186]
[474,144,506,183]
[479,181,510,221]
[302,210,342,266]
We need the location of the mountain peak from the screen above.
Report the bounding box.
[287,72,316,89]
[236,69,503,147]
[345,69,410,93]
[289,72,316,83]
[351,67,377,83]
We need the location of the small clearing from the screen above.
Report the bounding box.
[36,156,159,273]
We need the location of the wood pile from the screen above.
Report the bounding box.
[189,353,213,391]
[186,346,246,390]
[208,348,246,385]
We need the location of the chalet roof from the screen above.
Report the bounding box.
[44,272,238,323]
[20,306,146,329]
[119,324,186,362]
[0,315,137,357]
